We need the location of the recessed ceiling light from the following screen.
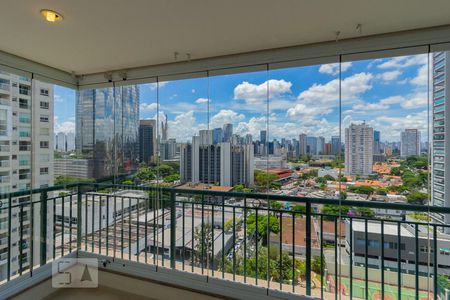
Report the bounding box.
[40,9,63,23]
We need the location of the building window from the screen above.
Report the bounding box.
[40,89,49,96]
[40,141,49,149]
[19,113,30,124]
[40,115,49,122]
[40,167,49,175]
[40,101,49,109]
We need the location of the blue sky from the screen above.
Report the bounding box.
[55,54,429,143]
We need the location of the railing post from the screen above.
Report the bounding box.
[77,184,82,254]
[40,190,48,266]
[305,202,312,296]
[7,194,12,281]
[170,191,176,269]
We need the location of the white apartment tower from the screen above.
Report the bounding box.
[432,51,450,229]
[0,70,54,279]
[345,123,374,176]
[180,130,254,187]
[400,129,420,158]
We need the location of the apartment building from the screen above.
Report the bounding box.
[432,51,450,231]
[0,70,54,279]
[400,129,420,158]
[345,123,374,176]
[180,130,254,187]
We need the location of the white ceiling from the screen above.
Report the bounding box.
[1,0,450,75]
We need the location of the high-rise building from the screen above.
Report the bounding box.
[324,143,332,155]
[331,136,340,155]
[139,119,156,164]
[66,132,75,151]
[306,136,317,155]
[0,71,54,277]
[161,138,177,160]
[432,51,450,228]
[400,129,420,158]
[180,131,254,187]
[260,130,267,144]
[76,85,139,179]
[56,132,66,152]
[298,134,307,156]
[317,136,325,155]
[373,130,381,154]
[212,128,222,144]
[245,134,253,145]
[161,113,168,142]
[345,123,374,176]
[222,123,233,142]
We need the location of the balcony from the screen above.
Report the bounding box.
[0,183,449,299]
[0,83,9,93]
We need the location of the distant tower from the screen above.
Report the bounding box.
[161,113,168,141]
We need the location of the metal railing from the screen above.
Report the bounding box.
[0,183,449,299]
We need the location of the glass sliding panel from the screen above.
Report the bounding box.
[209,67,269,285]
[157,76,208,270]
[268,62,340,298]
[341,53,432,299]
[431,50,450,300]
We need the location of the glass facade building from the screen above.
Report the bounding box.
[76,85,139,179]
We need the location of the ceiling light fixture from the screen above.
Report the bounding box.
[40,9,63,23]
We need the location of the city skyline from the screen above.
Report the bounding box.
[53,54,429,145]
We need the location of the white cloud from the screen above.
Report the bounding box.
[54,117,75,134]
[286,103,331,119]
[351,92,427,112]
[140,102,158,111]
[165,111,206,142]
[376,70,402,81]
[211,110,245,127]
[410,64,428,86]
[377,54,427,69]
[195,98,210,104]
[300,72,372,104]
[318,62,352,75]
[149,81,168,90]
[234,79,292,106]
[54,94,64,103]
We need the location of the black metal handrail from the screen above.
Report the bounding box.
[0,183,448,300]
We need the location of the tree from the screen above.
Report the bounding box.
[254,170,279,190]
[163,173,180,183]
[337,174,347,182]
[290,204,306,215]
[348,185,374,195]
[376,188,387,195]
[136,166,155,181]
[193,224,213,266]
[354,207,375,217]
[321,204,349,220]
[407,191,428,205]
[220,247,305,284]
[54,176,95,185]
[154,164,175,178]
[311,255,326,275]
[246,214,280,243]
[390,167,402,176]
[323,175,336,181]
[269,201,283,210]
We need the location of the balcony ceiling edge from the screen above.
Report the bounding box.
[2,24,450,90]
